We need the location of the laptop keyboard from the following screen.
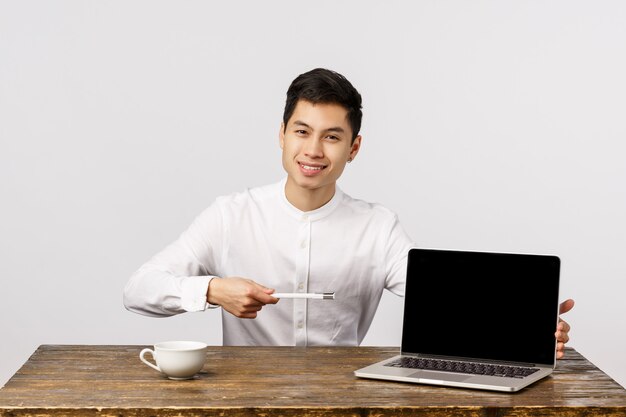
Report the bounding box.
[385,357,540,379]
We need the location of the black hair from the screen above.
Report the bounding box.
[283,68,363,142]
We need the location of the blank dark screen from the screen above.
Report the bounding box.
[401,249,560,365]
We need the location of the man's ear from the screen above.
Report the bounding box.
[349,135,362,161]
[279,122,285,149]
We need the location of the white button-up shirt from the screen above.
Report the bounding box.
[124,179,414,346]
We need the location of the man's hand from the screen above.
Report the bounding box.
[556,298,575,359]
[207,277,278,319]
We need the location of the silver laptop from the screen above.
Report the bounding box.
[355,248,561,392]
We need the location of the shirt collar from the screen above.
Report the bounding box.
[279,177,344,222]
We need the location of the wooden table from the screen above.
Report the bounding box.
[0,345,624,416]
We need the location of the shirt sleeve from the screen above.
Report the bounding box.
[123,201,226,317]
[383,214,415,297]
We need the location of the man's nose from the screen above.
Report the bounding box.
[303,138,323,158]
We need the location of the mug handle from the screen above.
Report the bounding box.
[139,348,162,373]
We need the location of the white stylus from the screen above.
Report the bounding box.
[272,292,335,300]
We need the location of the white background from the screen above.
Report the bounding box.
[1,1,625,389]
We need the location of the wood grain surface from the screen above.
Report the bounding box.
[0,345,624,416]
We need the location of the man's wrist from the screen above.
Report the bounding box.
[206,277,222,306]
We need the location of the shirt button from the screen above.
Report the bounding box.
[297,321,303,329]
[301,215,309,221]
[300,240,307,248]
[298,283,304,290]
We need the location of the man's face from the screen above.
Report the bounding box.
[280,100,361,196]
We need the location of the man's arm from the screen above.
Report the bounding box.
[123,200,279,318]
[123,203,224,317]
[382,214,415,296]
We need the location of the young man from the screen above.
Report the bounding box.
[124,68,573,354]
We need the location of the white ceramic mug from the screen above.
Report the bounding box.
[139,341,208,380]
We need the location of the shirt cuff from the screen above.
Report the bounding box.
[180,276,216,312]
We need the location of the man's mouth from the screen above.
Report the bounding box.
[298,162,327,175]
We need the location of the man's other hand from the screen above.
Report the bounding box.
[556,298,575,359]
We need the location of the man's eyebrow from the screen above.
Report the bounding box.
[292,120,345,133]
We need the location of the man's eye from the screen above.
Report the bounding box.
[296,130,307,135]
[326,135,339,141]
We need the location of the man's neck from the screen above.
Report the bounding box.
[284,178,336,212]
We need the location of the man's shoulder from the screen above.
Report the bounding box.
[213,180,281,208]
[340,191,399,221]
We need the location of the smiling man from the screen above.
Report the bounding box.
[280,99,360,211]
[123,68,574,353]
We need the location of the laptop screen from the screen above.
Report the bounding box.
[402,248,560,366]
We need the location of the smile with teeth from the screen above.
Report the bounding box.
[299,162,326,171]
